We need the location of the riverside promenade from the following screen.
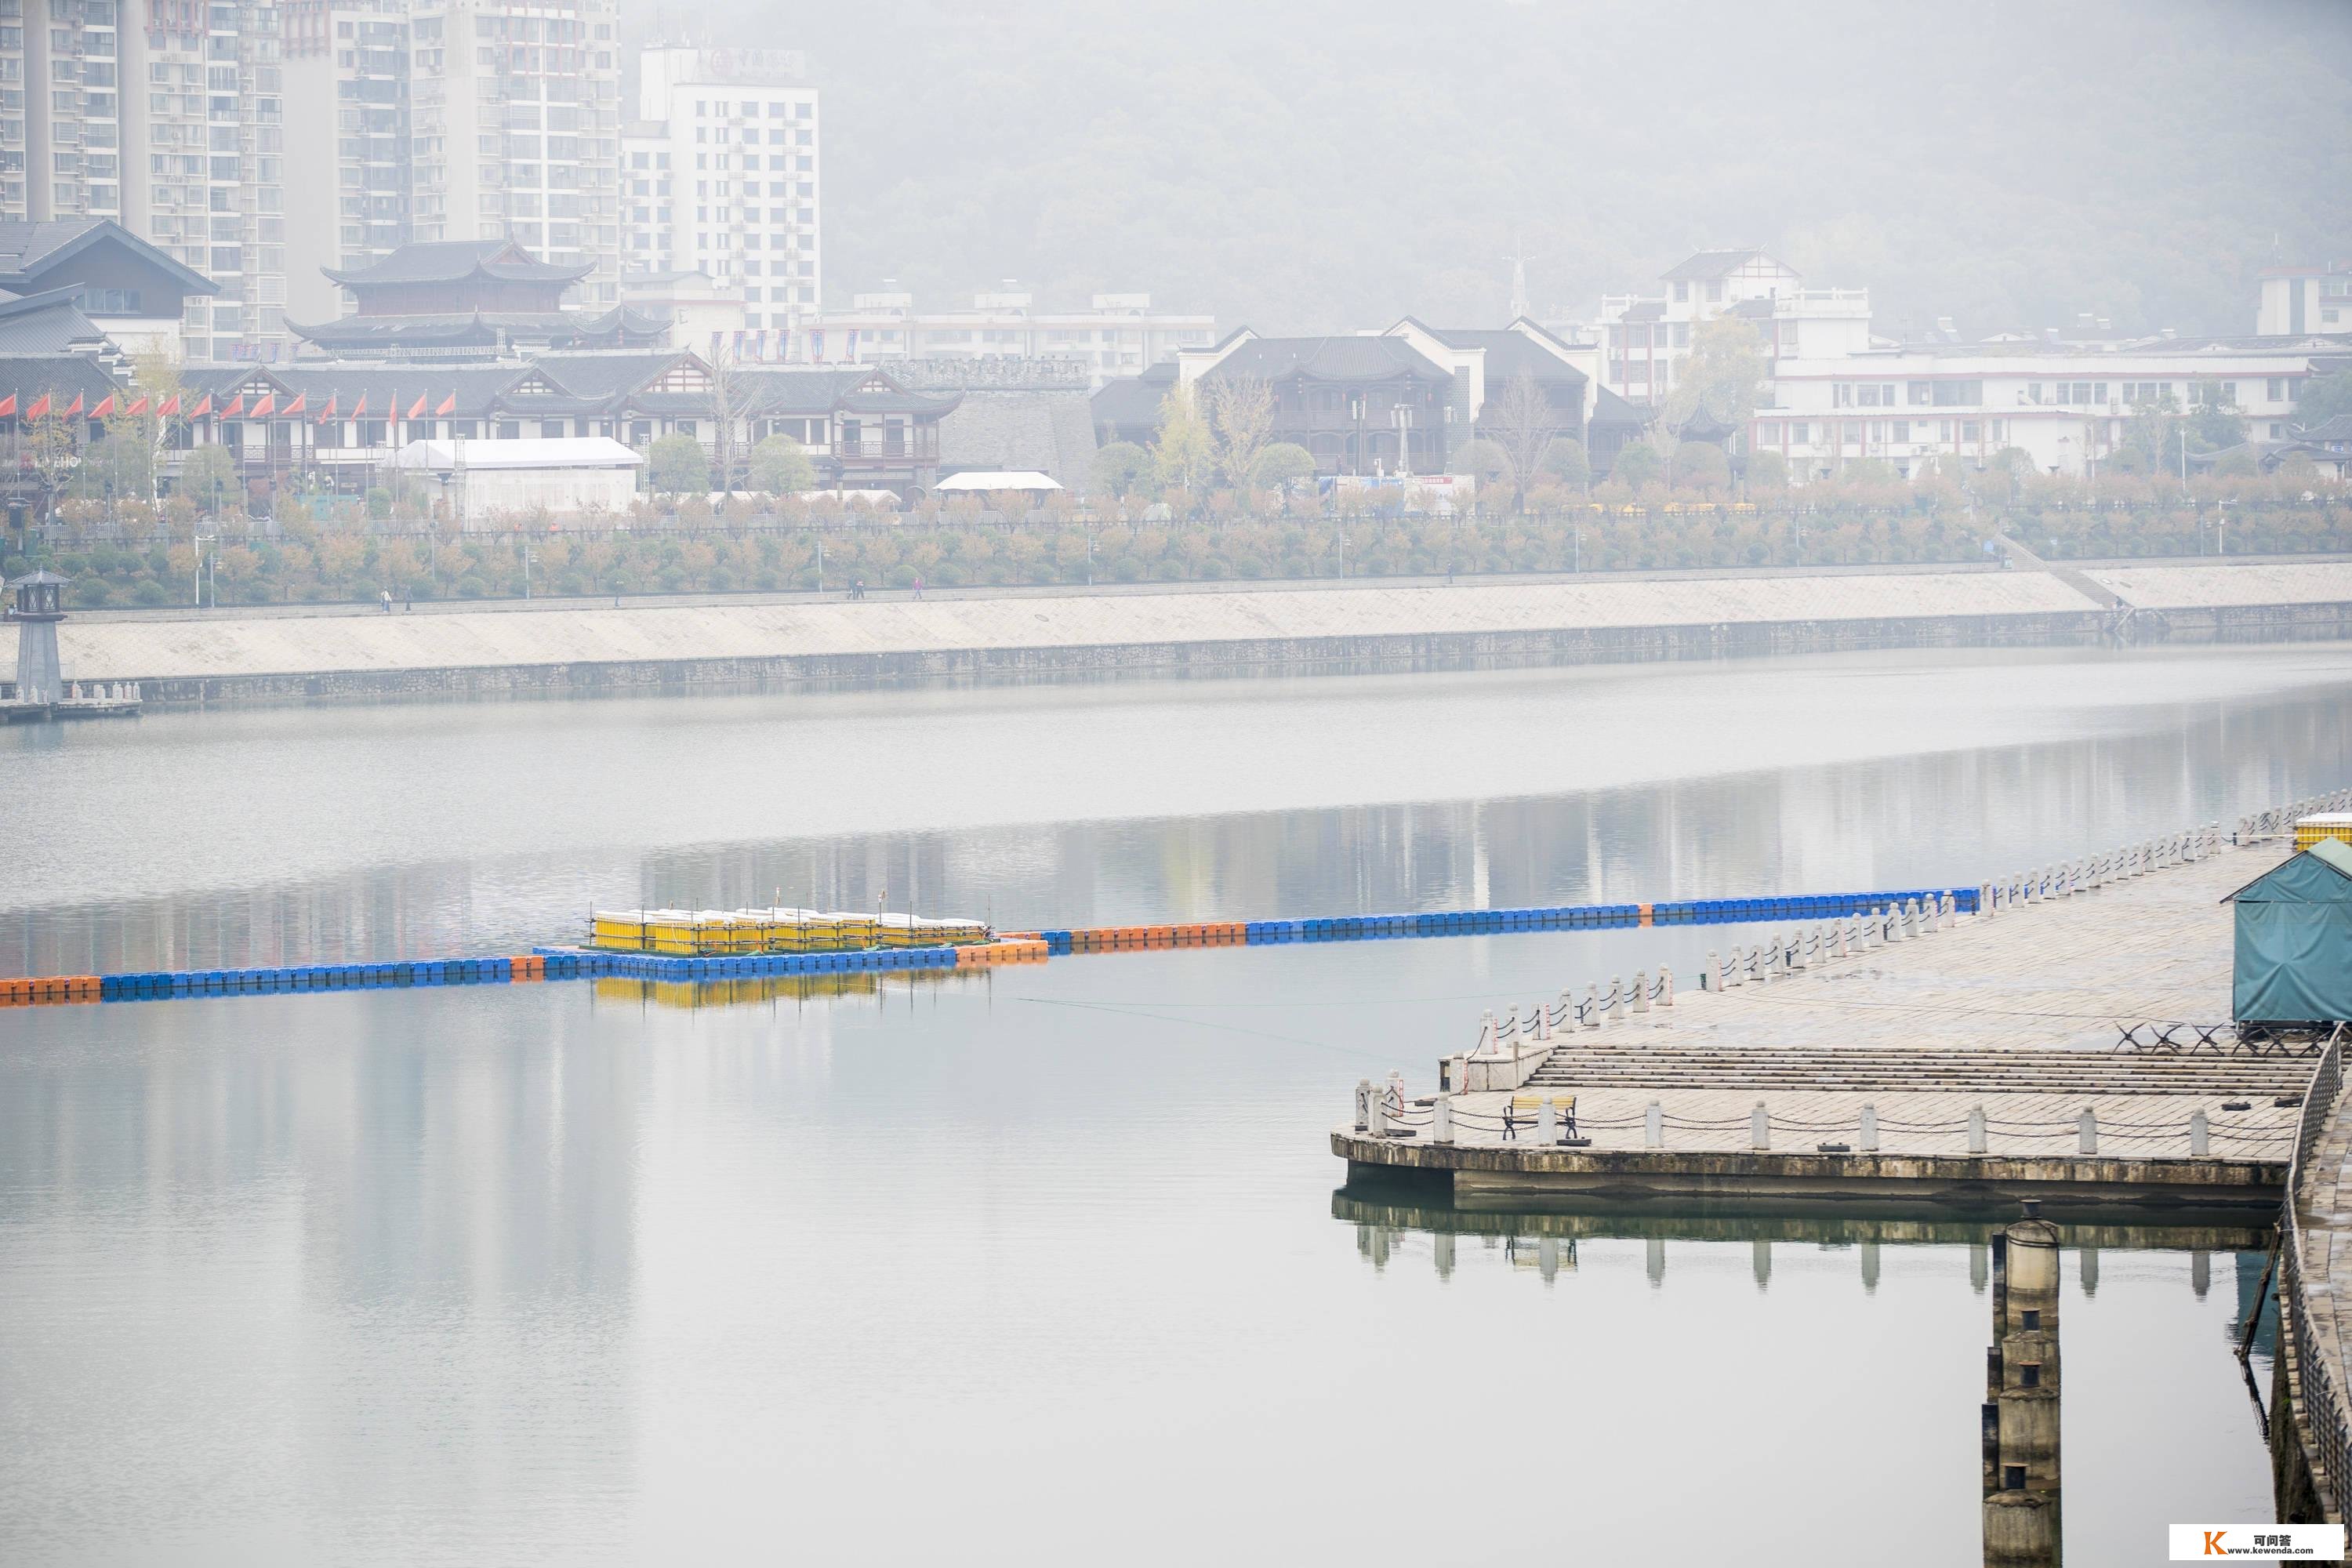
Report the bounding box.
[36,556,2352,706]
[1333,818,2328,1210]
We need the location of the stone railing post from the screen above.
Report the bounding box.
[1859,1104,1878,1152]
[1646,1101,1663,1149]
[2078,1108,2097,1156]
[2190,1109,2209,1157]
[1432,1095,1453,1145]
[1751,1102,1769,1151]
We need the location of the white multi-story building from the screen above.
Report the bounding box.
[1595,249,1872,408]
[407,0,621,310]
[1758,340,2332,482]
[2256,263,2352,336]
[281,0,410,329]
[814,289,1214,383]
[619,45,816,339]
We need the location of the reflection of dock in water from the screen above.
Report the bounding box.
[590,967,1004,1010]
[1984,1207,2063,1566]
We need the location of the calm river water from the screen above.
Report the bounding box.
[4,643,2349,1565]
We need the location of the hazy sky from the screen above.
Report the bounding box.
[678,0,2352,338]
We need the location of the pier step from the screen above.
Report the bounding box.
[1523,1045,2310,1095]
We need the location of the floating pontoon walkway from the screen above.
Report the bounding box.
[1334,813,2347,1210]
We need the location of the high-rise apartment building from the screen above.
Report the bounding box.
[125,2,291,362]
[621,45,816,338]
[25,0,125,226]
[408,0,620,309]
[0,0,33,219]
[281,0,409,328]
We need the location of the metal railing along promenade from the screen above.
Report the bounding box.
[2281,1024,2351,1522]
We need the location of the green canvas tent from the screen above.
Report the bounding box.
[2226,837,2352,1023]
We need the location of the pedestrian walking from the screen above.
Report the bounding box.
[380,588,392,613]
[913,575,924,600]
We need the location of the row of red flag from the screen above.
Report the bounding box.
[0,390,463,422]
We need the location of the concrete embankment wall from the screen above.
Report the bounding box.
[44,562,2352,706]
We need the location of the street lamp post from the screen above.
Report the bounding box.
[192,528,215,608]
[1392,405,1414,478]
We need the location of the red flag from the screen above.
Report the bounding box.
[27,394,49,418]
[315,394,337,423]
[0,394,16,419]
[281,392,305,416]
[125,395,149,416]
[349,393,367,418]
[220,393,244,418]
[64,392,84,417]
[248,393,274,419]
[405,392,427,420]
[157,394,181,417]
[434,392,456,416]
[187,394,210,418]
[90,394,115,419]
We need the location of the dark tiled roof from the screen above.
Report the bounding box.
[1203,336,1446,383]
[1091,370,1171,433]
[289,308,666,351]
[1661,249,1764,281]
[843,385,961,416]
[2293,414,2352,442]
[1617,301,1665,322]
[0,289,109,354]
[0,218,216,296]
[735,367,880,416]
[1422,327,1588,389]
[0,354,124,404]
[528,350,695,400]
[322,239,592,289]
[180,362,533,419]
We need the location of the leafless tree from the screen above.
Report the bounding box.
[1489,370,1557,508]
[1205,374,1274,492]
[705,347,746,493]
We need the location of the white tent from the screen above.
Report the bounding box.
[392,437,644,526]
[932,469,1064,494]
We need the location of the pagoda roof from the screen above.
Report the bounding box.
[287,307,667,354]
[321,239,593,290]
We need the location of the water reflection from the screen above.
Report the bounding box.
[1335,1183,2281,1563]
[1985,1212,2063,1566]
[7,665,2350,978]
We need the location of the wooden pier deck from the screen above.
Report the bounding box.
[1334,837,2311,1210]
